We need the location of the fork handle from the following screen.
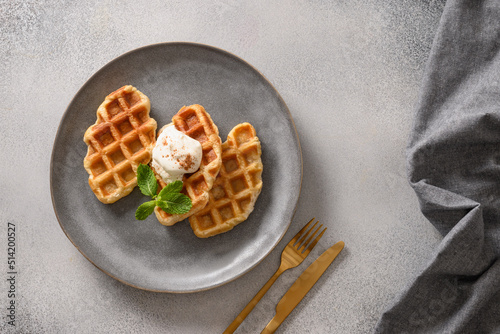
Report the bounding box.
[223,267,285,334]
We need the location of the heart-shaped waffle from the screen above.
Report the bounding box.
[189,123,263,238]
[153,104,222,226]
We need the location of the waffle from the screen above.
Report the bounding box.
[153,104,222,226]
[83,85,157,204]
[189,123,263,238]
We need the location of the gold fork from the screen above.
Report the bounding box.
[223,218,326,334]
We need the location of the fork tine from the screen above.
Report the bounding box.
[302,227,327,256]
[288,218,315,246]
[298,223,323,252]
[295,220,319,247]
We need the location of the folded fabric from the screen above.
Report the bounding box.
[375,1,500,333]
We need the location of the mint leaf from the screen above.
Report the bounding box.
[155,199,170,213]
[134,165,192,220]
[157,193,193,214]
[135,200,156,220]
[165,180,183,194]
[157,180,183,201]
[137,163,157,197]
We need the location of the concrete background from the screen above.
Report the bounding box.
[0,0,446,333]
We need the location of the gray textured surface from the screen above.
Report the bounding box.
[0,0,445,333]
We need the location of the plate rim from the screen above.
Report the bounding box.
[50,41,303,293]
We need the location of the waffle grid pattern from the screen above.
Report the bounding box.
[83,85,157,203]
[189,123,263,238]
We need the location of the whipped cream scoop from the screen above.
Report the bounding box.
[151,124,202,184]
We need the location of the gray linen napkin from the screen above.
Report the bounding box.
[375,1,500,333]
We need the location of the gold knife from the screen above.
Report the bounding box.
[261,241,345,334]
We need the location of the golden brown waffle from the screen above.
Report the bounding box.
[83,85,157,204]
[153,104,222,226]
[189,123,263,238]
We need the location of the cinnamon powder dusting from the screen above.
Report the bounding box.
[161,133,197,171]
[180,154,196,171]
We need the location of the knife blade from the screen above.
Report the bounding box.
[261,241,345,334]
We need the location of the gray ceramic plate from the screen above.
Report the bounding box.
[51,42,302,292]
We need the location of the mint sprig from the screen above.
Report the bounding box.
[137,163,158,197]
[135,164,193,220]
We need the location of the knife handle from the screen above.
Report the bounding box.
[261,289,298,334]
[261,313,285,334]
[224,267,285,334]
